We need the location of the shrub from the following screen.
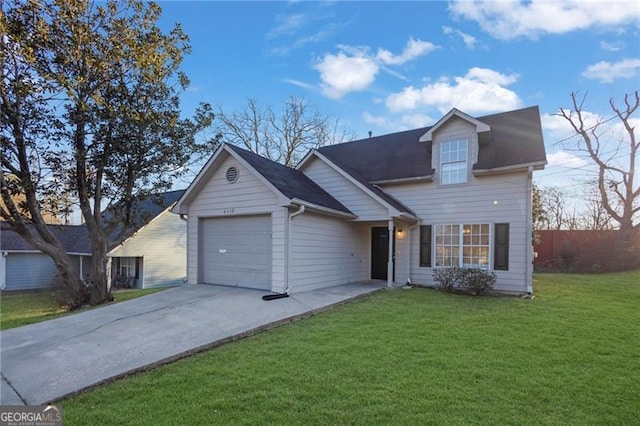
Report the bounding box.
[458,268,497,295]
[432,267,460,292]
[432,267,497,296]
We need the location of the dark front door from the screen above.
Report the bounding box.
[371,227,394,280]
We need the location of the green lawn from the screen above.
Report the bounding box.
[62,272,640,425]
[0,288,165,330]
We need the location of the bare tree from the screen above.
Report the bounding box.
[580,186,614,230]
[216,96,354,166]
[558,91,639,238]
[541,186,567,230]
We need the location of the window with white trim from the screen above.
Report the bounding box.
[440,139,468,185]
[435,224,489,268]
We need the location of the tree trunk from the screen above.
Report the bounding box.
[87,230,112,305]
[49,247,89,309]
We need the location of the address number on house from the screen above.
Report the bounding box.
[223,208,235,214]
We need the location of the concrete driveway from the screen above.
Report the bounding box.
[1,282,382,405]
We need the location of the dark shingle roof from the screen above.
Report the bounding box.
[473,106,547,169]
[0,224,91,254]
[318,106,546,181]
[226,144,353,215]
[318,126,433,182]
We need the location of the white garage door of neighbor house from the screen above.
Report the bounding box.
[200,215,272,290]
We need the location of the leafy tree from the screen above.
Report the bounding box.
[215,96,354,166]
[558,91,639,238]
[1,0,214,307]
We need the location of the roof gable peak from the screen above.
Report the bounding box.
[419,108,490,142]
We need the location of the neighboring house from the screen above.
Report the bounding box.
[107,190,186,289]
[172,106,547,295]
[0,224,91,291]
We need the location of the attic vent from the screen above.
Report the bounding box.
[226,166,239,183]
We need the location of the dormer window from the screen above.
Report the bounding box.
[440,139,468,185]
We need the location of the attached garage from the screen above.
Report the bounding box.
[200,215,272,290]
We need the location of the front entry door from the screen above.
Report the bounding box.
[371,227,394,280]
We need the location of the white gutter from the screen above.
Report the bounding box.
[285,205,306,294]
[289,198,355,219]
[371,175,434,186]
[473,161,547,176]
[525,165,534,295]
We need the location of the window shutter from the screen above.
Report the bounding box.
[494,223,509,271]
[420,225,432,267]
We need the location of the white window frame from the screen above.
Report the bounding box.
[440,139,468,185]
[434,223,491,269]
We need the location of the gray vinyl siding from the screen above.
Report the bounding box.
[301,158,389,220]
[383,172,529,293]
[393,220,411,284]
[185,154,285,291]
[290,211,368,292]
[381,118,531,293]
[109,210,186,288]
[4,253,57,291]
[3,253,89,291]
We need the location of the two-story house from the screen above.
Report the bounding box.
[172,106,546,295]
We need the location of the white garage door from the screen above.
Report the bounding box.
[200,215,272,290]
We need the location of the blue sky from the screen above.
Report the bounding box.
[157,1,639,200]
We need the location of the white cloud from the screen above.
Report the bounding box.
[385,67,521,114]
[376,37,438,65]
[600,41,625,52]
[449,0,640,40]
[282,78,317,91]
[267,14,307,39]
[541,111,603,144]
[546,150,588,168]
[442,26,477,49]
[314,51,379,99]
[581,58,640,83]
[314,38,437,99]
[363,111,435,132]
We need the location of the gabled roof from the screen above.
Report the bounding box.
[225,145,352,215]
[0,224,91,254]
[316,106,546,182]
[104,190,186,245]
[309,151,417,216]
[419,108,490,142]
[174,144,353,217]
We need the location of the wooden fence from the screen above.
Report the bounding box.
[533,229,640,272]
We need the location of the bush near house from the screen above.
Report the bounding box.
[433,267,497,295]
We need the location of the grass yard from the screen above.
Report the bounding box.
[62,272,639,425]
[0,288,165,330]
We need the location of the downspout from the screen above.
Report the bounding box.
[525,165,534,295]
[179,213,189,285]
[0,252,6,290]
[285,205,305,294]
